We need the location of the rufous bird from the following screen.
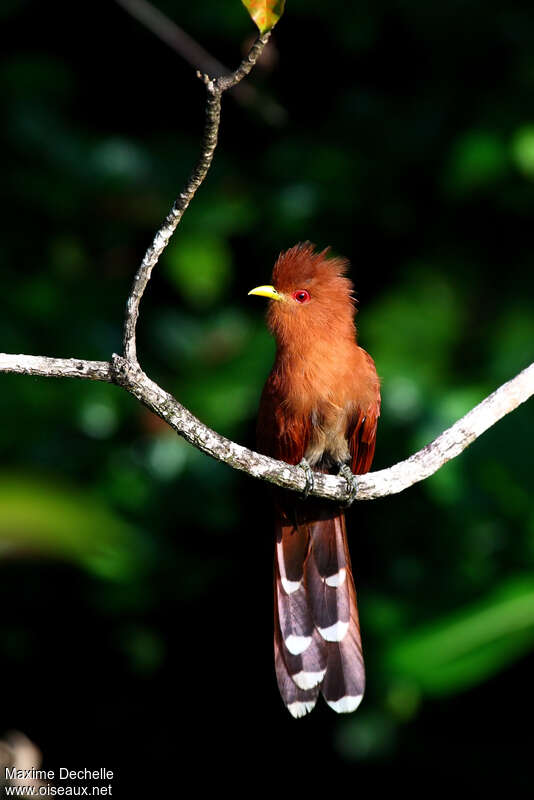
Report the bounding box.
[249,243,380,718]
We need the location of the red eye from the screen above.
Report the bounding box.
[292,289,311,304]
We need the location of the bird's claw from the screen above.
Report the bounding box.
[297,459,315,499]
[338,464,358,506]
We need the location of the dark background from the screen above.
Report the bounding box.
[1,0,533,792]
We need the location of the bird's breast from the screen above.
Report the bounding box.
[276,341,376,469]
[282,357,354,469]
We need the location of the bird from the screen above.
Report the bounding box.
[248,242,380,718]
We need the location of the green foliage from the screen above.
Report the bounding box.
[387,577,534,694]
[0,476,145,580]
[446,131,509,192]
[364,268,463,396]
[511,126,534,178]
[165,234,232,307]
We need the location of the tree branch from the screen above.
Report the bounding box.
[0,353,112,382]
[122,31,271,364]
[1,352,531,504]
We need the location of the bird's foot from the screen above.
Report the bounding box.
[297,459,315,499]
[338,464,358,506]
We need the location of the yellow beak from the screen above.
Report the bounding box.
[248,285,285,301]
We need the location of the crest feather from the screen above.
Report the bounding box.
[272,243,350,292]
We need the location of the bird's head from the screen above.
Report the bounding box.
[248,243,357,348]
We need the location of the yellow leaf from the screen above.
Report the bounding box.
[241,0,286,33]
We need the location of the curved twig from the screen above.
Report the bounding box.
[122,31,271,363]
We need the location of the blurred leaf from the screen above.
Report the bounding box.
[165,234,232,308]
[241,0,285,33]
[364,593,407,635]
[423,458,464,505]
[145,434,189,481]
[386,577,534,695]
[364,269,462,398]
[335,711,396,761]
[511,125,534,178]
[381,375,422,422]
[477,459,531,520]
[187,193,257,236]
[277,182,318,221]
[101,455,152,513]
[182,373,258,430]
[89,138,151,181]
[490,306,534,382]
[78,398,119,439]
[0,476,144,580]
[446,130,508,192]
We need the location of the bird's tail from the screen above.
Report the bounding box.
[274,506,365,718]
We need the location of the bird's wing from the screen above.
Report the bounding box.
[348,404,380,474]
[348,352,381,475]
[256,373,312,465]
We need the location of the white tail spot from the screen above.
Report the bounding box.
[292,669,326,691]
[326,694,363,714]
[318,620,349,642]
[285,634,312,655]
[287,700,317,719]
[281,577,301,594]
[325,568,346,588]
